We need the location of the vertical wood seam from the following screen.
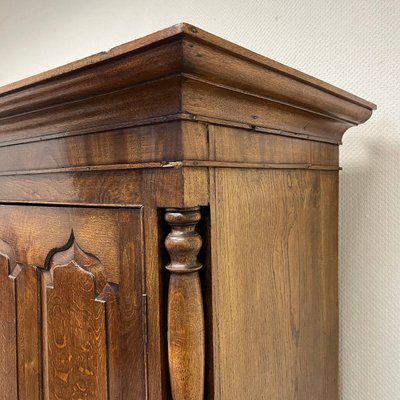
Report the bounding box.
[138,205,150,400]
[208,166,221,400]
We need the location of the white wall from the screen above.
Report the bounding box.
[1,1,399,398]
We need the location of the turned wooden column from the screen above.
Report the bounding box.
[164,207,205,400]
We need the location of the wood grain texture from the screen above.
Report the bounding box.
[42,242,110,400]
[144,206,169,400]
[0,40,183,119]
[0,205,125,283]
[0,25,186,96]
[0,120,340,178]
[16,265,41,400]
[0,23,375,111]
[0,167,209,208]
[165,208,205,400]
[0,23,376,400]
[0,121,206,173]
[0,205,146,400]
[0,23,375,115]
[182,77,352,143]
[210,168,338,399]
[181,38,372,124]
[116,208,147,399]
[0,240,18,400]
[0,240,42,400]
[209,125,339,166]
[0,25,375,145]
[0,76,181,145]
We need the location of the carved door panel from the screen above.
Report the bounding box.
[0,205,146,400]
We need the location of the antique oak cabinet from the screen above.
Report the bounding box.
[0,24,375,400]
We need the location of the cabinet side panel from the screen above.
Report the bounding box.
[210,169,338,399]
[210,125,339,166]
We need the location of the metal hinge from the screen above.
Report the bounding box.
[142,293,148,344]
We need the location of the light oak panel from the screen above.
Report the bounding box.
[210,169,338,399]
[183,78,352,143]
[182,38,371,124]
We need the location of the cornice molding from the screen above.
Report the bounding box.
[0,23,376,144]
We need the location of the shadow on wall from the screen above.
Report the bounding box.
[339,120,400,398]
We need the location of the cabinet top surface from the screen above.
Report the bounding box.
[0,23,375,109]
[0,23,375,147]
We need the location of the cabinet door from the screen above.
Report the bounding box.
[0,205,146,400]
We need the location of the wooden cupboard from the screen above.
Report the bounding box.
[0,23,375,399]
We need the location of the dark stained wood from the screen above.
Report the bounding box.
[0,121,339,182]
[0,242,43,400]
[0,205,130,283]
[0,205,146,399]
[0,241,18,400]
[165,208,205,400]
[143,206,167,400]
[0,23,375,112]
[0,25,186,96]
[0,24,375,400]
[0,77,182,145]
[0,25,375,146]
[42,243,110,400]
[116,209,147,399]
[0,121,207,173]
[0,167,209,208]
[16,265,42,400]
[0,40,184,119]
